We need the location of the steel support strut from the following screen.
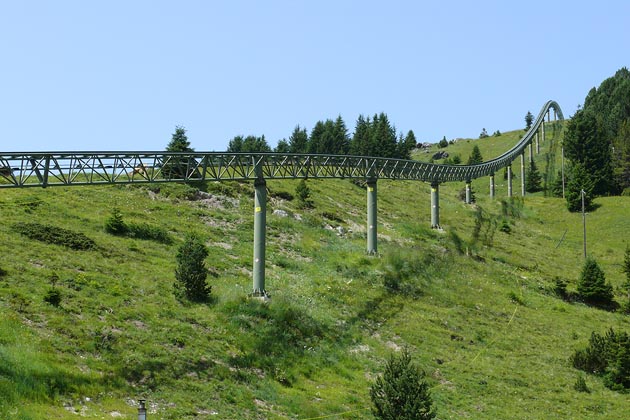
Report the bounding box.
[252,176,268,298]
[431,182,440,229]
[366,179,377,255]
[465,180,472,204]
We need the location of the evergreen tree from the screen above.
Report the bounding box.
[372,113,398,158]
[164,126,195,178]
[577,257,614,306]
[174,234,211,302]
[308,121,326,154]
[467,145,483,165]
[525,111,534,130]
[525,160,543,192]
[295,179,313,208]
[274,139,290,153]
[565,163,595,212]
[227,135,244,152]
[166,126,193,152]
[104,207,127,235]
[479,128,489,139]
[350,115,371,156]
[399,130,417,160]
[563,109,614,196]
[228,135,271,153]
[288,125,309,154]
[370,348,436,420]
[613,119,630,192]
[438,136,449,148]
[332,115,350,155]
[550,169,564,197]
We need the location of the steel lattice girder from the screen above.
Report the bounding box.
[0,101,563,189]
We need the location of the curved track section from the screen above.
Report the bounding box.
[0,101,563,189]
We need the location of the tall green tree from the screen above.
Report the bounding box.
[622,246,630,312]
[467,145,483,165]
[164,126,195,178]
[563,109,614,196]
[288,125,309,154]
[399,130,418,160]
[227,135,271,153]
[613,119,630,192]
[174,234,211,302]
[565,163,595,212]
[372,113,398,158]
[274,139,290,153]
[370,348,436,420]
[350,115,372,156]
[525,111,534,130]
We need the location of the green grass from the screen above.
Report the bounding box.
[1,127,630,418]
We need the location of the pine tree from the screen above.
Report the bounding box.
[174,234,211,302]
[525,111,534,130]
[399,130,417,160]
[274,139,290,153]
[370,348,436,420]
[467,145,483,165]
[566,163,595,212]
[295,179,313,208]
[166,126,193,152]
[479,128,489,139]
[525,160,543,192]
[438,136,448,148]
[332,115,350,155]
[350,115,371,156]
[288,125,309,154]
[577,257,614,306]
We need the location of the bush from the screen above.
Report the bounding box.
[571,328,630,391]
[370,348,436,420]
[574,374,590,393]
[104,207,128,235]
[295,179,313,208]
[13,222,96,250]
[174,234,211,302]
[43,288,62,307]
[438,137,448,148]
[577,258,614,306]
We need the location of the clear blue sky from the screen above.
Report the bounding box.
[1,1,628,152]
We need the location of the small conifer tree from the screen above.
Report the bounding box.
[295,179,313,208]
[104,207,127,235]
[174,234,211,302]
[577,257,614,306]
[622,246,630,313]
[467,145,483,165]
[370,348,436,420]
[526,161,543,192]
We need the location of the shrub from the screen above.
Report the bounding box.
[12,222,96,250]
[571,328,630,391]
[574,374,590,393]
[370,348,436,420]
[0,266,7,277]
[127,223,172,244]
[438,136,448,148]
[295,179,313,208]
[174,234,211,302]
[43,288,62,307]
[104,207,128,235]
[577,258,614,306]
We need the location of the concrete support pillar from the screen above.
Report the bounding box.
[430,182,440,229]
[554,108,557,121]
[507,166,513,197]
[489,173,495,198]
[520,153,526,196]
[366,179,377,255]
[547,109,551,122]
[465,180,472,204]
[529,143,534,163]
[252,177,267,298]
[541,120,546,143]
[536,132,540,154]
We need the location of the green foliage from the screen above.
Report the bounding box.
[577,258,614,306]
[295,179,313,208]
[166,126,193,152]
[479,128,489,139]
[526,160,543,193]
[274,139,290,153]
[438,136,449,148]
[574,374,590,393]
[550,169,564,198]
[565,163,595,212]
[467,145,483,165]
[622,246,630,313]
[12,222,95,250]
[104,207,127,235]
[572,328,630,391]
[104,208,171,244]
[174,234,211,302]
[525,111,534,130]
[492,130,502,137]
[227,135,271,153]
[288,125,309,154]
[370,348,436,420]
[43,288,62,307]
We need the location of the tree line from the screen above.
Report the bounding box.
[225,114,418,160]
[562,67,630,210]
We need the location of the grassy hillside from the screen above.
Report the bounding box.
[1,128,630,419]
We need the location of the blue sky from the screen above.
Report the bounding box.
[1,0,628,152]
